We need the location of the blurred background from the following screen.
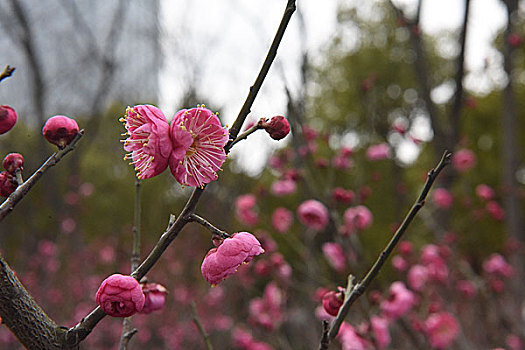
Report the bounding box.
[0,0,524,349]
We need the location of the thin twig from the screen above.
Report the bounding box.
[191,301,213,350]
[0,65,15,83]
[322,151,452,344]
[189,213,230,239]
[228,123,263,149]
[0,131,84,222]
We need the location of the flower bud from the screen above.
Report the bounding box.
[140,283,168,314]
[0,171,17,197]
[322,290,344,316]
[3,153,24,175]
[0,105,17,134]
[42,115,79,148]
[95,274,145,317]
[260,116,290,140]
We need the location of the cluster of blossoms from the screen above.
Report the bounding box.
[121,104,229,187]
[0,153,23,197]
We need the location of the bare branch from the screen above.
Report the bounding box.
[0,65,15,83]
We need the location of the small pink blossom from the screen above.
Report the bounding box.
[457,280,477,298]
[2,153,24,175]
[332,154,354,170]
[371,315,391,349]
[366,143,390,161]
[322,242,346,272]
[297,199,329,231]
[506,334,523,350]
[0,105,17,134]
[0,171,17,197]
[338,322,369,350]
[271,207,293,234]
[483,254,514,278]
[270,179,296,196]
[380,282,415,319]
[139,283,168,314]
[302,125,318,141]
[249,282,284,331]
[168,106,229,187]
[452,149,476,172]
[235,194,259,227]
[486,201,505,221]
[232,328,274,350]
[333,187,354,204]
[260,115,290,140]
[343,205,373,233]
[476,184,495,201]
[432,188,453,209]
[407,265,428,291]
[121,105,172,179]
[391,255,407,272]
[43,115,79,148]
[424,312,460,349]
[95,274,145,317]
[322,290,344,317]
[201,232,264,286]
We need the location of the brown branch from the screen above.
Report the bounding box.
[191,301,213,350]
[320,151,451,344]
[0,65,15,83]
[0,131,85,222]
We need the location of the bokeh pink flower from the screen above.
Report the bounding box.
[343,205,373,233]
[297,199,329,231]
[380,281,415,319]
[271,207,293,234]
[366,143,390,161]
[95,274,145,317]
[322,242,346,272]
[452,149,476,172]
[424,312,460,349]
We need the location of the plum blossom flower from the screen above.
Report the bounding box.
[456,280,476,298]
[338,322,369,350]
[271,207,293,234]
[168,106,229,187]
[366,143,390,161]
[249,282,284,331]
[201,232,264,286]
[139,283,168,314]
[235,194,259,227]
[424,312,460,349]
[121,105,172,179]
[452,149,476,172]
[3,153,23,175]
[297,199,329,231]
[483,254,514,278]
[432,188,453,209]
[43,115,79,148]
[333,187,354,204]
[343,205,373,233]
[380,281,415,319]
[486,201,505,221]
[0,105,17,134]
[407,265,428,292]
[322,242,346,272]
[95,274,145,317]
[476,184,495,201]
[371,315,391,349]
[270,179,296,196]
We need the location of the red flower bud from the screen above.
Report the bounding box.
[261,116,290,140]
[42,115,79,148]
[322,290,344,316]
[3,153,24,175]
[0,105,17,134]
[0,171,17,197]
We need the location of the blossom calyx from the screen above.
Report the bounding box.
[95,274,145,317]
[42,115,79,148]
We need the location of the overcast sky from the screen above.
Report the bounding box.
[159,0,508,173]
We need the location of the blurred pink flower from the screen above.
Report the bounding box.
[338,322,369,350]
[380,282,415,319]
[96,274,145,317]
[232,327,274,350]
[249,282,284,332]
[139,283,168,314]
[371,315,391,349]
[391,255,407,272]
[506,334,523,350]
[452,149,476,172]
[168,106,229,187]
[366,143,390,161]
[271,207,293,234]
[475,184,495,201]
[333,187,354,204]
[201,232,264,286]
[483,253,514,278]
[332,154,354,170]
[432,188,453,209]
[407,265,428,291]
[322,242,346,272]
[322,290,344,317]
[235,194,259,227]
[424,312,460,349]
[297,200,329,231]
[270,179,296,196]
[456,280,477,298]
[343,205,373,233]
[486,201,505,221]
[121,105,172,179]
[0,105,17,134]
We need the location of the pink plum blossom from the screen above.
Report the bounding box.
[322,242,346,272]
[343,205,373,233]
[486,201,505,221]
[168,106,229,187]
[424,312,460,349]
[271,207,293,234]
[139,283,168,314]
[0,105,17,134]
[391,255,408,272]
[43,115,79,148]
[95,274,145,317]
[249,282,284,331]
[322,290,344,316]
[432,188,453,209]
[476,184,495,201]
[121,105,172,179]
[366,143,390,161]
[235,194,259,227]
[380,282,415,319]
[456,280,477,298]
[270,179,297,196]
[371,315,391,349]
[297,199,329,231]
[452,149,476,172]
[332,187,354,204]
[407,265,428,292]
[2,153,24,175]
[232,328,274,350]
[201,232,264,286]
[338,322,369,350]
[483,254,514,278]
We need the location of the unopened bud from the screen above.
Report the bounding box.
[0,171,17,197]
[3,153,24,175]
[260,116,290,140]
[0,105,17,135]
[42,115,79,148]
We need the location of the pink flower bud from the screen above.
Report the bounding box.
[201,232,264,286]
[322,290,344,316]
[261,116,290,140]
[271,207,293,234]
[432,188,453,209]
[3,153,24,175]
[140,283,168,314]
[0,171,17,197]
[452,149,476,172]
[297,199,329,231]
[475,184,495,201]
[95,274,145,317]
[343,205,373,233]
[0,105,17,134]
[42,115,79,148]
[332,187,354,204]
